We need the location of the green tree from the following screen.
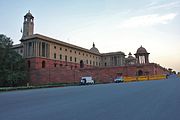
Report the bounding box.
[0,34,27,87]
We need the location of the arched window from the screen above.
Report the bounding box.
[54,63,57,67]
[28,60,31,68]
[80,60,84,68]
[138,70,143,76]
[42,61,45,68]
[105,62,107,66]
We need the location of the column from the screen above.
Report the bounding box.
[45,42,47,58]
[36,41,39,57]
[24,43,26,57]
[46,43,49,58]
[32,41,34,57]
[48,44,50,58]
[39,42,41,57]
[26,42,29,57]
[35,41,37,57]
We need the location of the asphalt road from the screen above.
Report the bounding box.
[0,75,180,120]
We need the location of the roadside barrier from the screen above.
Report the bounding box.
[124,74,166,82]
[138,76,148,81]
[123,76,137,82]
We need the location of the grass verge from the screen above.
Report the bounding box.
[0,82,80,92]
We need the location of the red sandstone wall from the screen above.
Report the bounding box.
[26,57,94,70]
[155,64,169,75]
[29,68,81,85]
[27,58,169,85]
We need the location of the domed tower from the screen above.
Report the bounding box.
[134,46,150,64]
[90,42,100,54]
[126,52,137,65]
[22,10,34,38]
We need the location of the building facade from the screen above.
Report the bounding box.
[15,11,126,70]
[13,11,169,85]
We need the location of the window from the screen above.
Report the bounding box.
[79,52,81,55]
[60,54,62,60]
[60,47,62,50]
[70,50,72,52]
[65,49,67,51]
[42,42,45,57]
[83,53,84,56]
[42,61,45,68]
[65,55,67,61]
[28,61,31,68]
[86,54,88,57]
[86,60,88,64]
[75,57,77,63]
[54,53,56,59]
[54,46,56,49]
[70,56,72,61]
[54,63,57,67]
[80,60,84,68]
[75,51,76,54]
[28,42,32,56]
[105,63,107,66]
[60,64,63,67]
[90,60,92,65]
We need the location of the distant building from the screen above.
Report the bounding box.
[13,11,169,85]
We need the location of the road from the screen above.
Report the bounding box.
[0,75,180,120]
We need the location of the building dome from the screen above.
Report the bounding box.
[127,52,135,59]
[136,45,148,54]
[90,43,100,54]
[126,52,137,65]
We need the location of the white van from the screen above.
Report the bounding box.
[80,77,95,85]
[114,76,124,83]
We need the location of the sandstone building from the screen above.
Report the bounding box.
[13,11,168,85]
[14,11,126,69]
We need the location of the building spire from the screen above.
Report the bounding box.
[93,42,95,47]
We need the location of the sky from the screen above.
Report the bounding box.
[0,0,180,72]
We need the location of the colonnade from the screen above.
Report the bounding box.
[23,40,50,58]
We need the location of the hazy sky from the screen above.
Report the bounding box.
[0,0,180,72]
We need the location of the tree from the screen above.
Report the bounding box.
[0,34,27,87]
[172,71,176,74]
[168,68,173,74]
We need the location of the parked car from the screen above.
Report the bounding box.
[80,77,95,85]
[114,77,124,83]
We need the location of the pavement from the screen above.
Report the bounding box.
[0,75,180,120]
